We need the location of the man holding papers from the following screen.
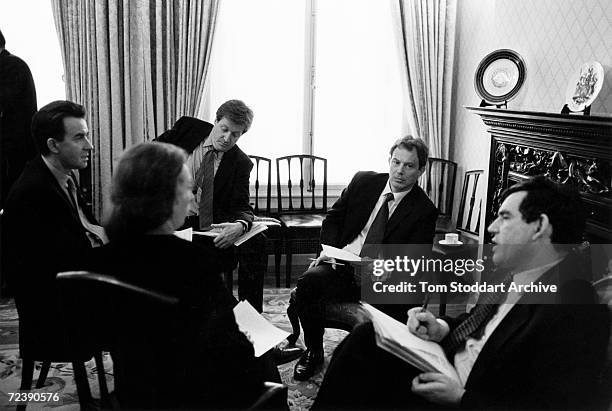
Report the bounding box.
[287,136,437,380]
[313,176,609,410]
[157,100,268,311]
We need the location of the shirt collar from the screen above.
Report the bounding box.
[383,179,412,203]
[42,155,71,188]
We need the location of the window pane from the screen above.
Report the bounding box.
[203,0,306,166]
[313,0,404,185]
[0,1,65,105]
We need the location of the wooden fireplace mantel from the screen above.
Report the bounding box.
[466,106,612,243]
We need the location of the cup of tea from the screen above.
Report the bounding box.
[444,233,459,244]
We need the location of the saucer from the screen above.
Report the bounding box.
[439,239,463,246]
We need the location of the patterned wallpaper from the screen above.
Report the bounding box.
[450,0,612,234]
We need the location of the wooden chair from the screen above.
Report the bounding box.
[14,273,108,411]
[420,158,457,233]
[248,155,283,288]
[456,170,485,236]
[276,155,327,287]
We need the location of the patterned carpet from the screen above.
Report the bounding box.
[0,288,347,410]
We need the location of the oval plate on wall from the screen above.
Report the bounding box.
[565,61,604,112]
[475,49,526,104]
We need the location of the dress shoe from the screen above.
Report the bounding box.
[293,349,323,381]
[271,344,305,365]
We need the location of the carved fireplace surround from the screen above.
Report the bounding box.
[466,107,612,245]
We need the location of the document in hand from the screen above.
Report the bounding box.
[191,222,269,246]
[362,303,460,382]
[232,300,290,357]
[321,244,362,262]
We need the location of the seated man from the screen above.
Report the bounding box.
[313,176,610,410]
[288,136,438,380]
[156,100,267,312]
[2,100,106,358]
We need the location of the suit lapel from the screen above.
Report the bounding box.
[36,158,83,226]
[213,146,235,198]
[465,304,532,387]
[384,185,420,238]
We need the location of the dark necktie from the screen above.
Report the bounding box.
[361,192,394,257]
[195,148,215,229]
[441,271,514,358]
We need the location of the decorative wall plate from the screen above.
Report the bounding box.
[475,49,526,104]
[565,61,604,112]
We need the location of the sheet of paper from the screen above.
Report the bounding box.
[321,244,362,262]
[174,227,193,242]
[233,300,290,357]
[192,229,221,237]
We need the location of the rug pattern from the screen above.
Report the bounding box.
[0,289,346,410]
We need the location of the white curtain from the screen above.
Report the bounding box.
[51,0,219,217]
[392,0,456,210]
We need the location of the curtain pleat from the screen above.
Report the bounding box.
[51,0,219,218]
[393,0,456,209]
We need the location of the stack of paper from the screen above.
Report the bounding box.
[233,300,290,357]
[362,303,459,381]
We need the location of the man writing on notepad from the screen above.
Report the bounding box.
[313,176,609,410]
[283,136,438,380]
[157,100,268,312]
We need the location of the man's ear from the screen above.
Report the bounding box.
[532,213,552,241]
[47,138,60,154]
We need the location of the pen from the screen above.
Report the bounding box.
[420,294,430,312]
[308,258,345,266]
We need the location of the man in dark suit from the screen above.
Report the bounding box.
[289,136,438,380]
[2,100,106,358]
[0,29,37,208]
[313,176,610,410]
[156,100,267,312]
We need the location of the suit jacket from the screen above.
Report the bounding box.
[321,171,438,248]
[1,156,95,357]
[156,116,254,226]
[84,235,264,408]
[445,255,610,410]
[0,49,37,206]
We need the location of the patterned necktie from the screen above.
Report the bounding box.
[195,148,215,229]
[67,177,106,246]
[360,192,394,257]
[441,271,514,358]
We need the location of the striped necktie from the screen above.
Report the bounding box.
[441,271,514,358]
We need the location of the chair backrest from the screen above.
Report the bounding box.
[456,170,485,236]
[276,155,327,214]
[56,271,180,408]
[249,155,273,215]
[420,158,457,218]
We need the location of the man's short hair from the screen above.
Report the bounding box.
[500,175,587,244]
[31,100,86,156]
[0,30,5,48]
[389,136,429,170]
[105,142,188,241]
[215,100,254,133]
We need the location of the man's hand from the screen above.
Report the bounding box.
[211,222,244,249]
[406,307,448,342]
[411,372,465,406]
[308,253,338,269]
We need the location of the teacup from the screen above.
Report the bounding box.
[445,233,459,244]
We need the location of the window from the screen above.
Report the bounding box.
[0,2,66,105]
[203,0,405,185]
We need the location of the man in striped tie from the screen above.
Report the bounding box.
[312,176,610,410]
[156,100,268,312]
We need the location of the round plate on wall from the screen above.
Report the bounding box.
[475,49,526,104]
